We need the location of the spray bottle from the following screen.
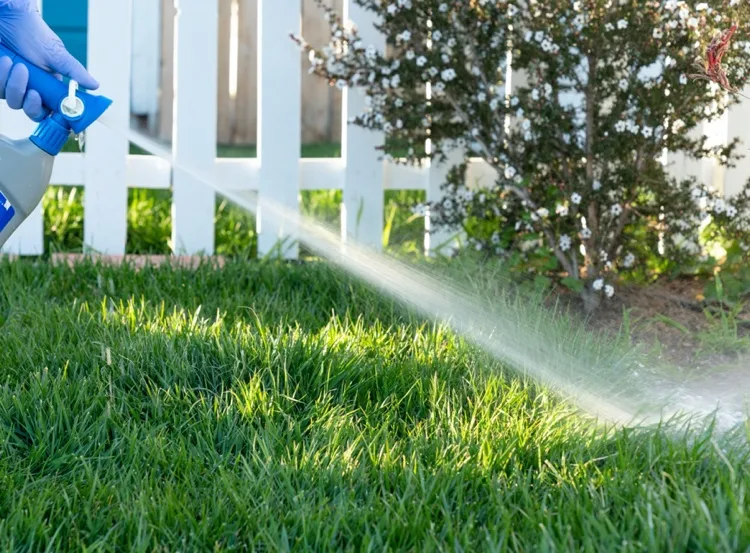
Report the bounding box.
[0,44,112,249]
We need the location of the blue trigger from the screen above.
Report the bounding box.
[0,43,112,148]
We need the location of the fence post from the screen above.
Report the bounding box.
[84,0,132,255]
[426,144,463,256]
[257,0,301,259]
[131,0,162,131]
[725,86,750,198]
[172,0,218,255]
[341,1,384,250]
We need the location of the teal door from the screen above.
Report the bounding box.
[43,0,89,68]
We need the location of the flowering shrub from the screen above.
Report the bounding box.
[294,0,750,310]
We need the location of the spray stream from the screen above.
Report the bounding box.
[96,116,749,434]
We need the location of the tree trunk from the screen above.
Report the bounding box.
[581,288,601,314]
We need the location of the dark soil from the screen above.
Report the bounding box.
[549,277,750,370]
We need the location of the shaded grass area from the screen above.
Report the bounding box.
[0,258,747,551]
[49,141,425,257]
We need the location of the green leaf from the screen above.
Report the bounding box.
[542,255,560,271]
[534,275,552,292]
[561,277,584,293]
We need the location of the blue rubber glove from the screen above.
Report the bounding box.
[0,0,98,122]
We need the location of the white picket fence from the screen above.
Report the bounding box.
[0,0,748,259]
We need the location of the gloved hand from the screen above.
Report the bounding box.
[0,0,98,121]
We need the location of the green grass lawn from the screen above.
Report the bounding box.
[0,258,747,551]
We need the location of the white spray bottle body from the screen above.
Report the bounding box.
[0,136,55,249]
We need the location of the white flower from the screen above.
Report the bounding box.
[432,30,442,41]
[679,74,687,85]
[559,235,572,251]
[556,203,569,216]
[441,68,456,81]
[617,19,628,30]
[438,2,448,12]
[611,204,623,216]
[531,89,540,101]
[623,252,635,268]
[571,192,582,205]
[653,29,663,39]
[604,285,615,298]
[592,180,602,191]
[593,279,604,291]
[581,228,592,239]
[714,199,726,214]
[536,207,549,218]
[416,56,427,67]
[727,206,738,218]
[618,79,628,91]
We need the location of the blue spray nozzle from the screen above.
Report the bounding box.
[0,44,113,155]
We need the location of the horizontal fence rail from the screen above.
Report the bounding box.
[0,0,747,258]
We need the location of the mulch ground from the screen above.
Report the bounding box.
[551,277,750,370]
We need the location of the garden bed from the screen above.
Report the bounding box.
[553,276,750,370]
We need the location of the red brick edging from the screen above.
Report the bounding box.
[48,254,228,270]
[0,253,233,270]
